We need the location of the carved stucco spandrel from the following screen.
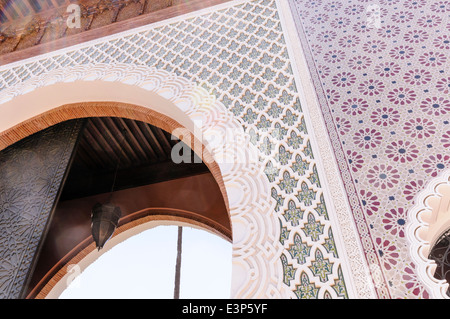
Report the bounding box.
[0,120,83,299]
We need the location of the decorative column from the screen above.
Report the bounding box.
[0,119,84,299]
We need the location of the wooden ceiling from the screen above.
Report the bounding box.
[60,117,208,201]
[75,117,176,172]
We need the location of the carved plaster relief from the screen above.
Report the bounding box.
[0,120,82,299]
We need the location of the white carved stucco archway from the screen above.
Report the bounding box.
[407,169,450,299]
[0,63,284,298]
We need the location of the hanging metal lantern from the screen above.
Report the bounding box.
[91,202,122,251]
[91,128,127,251]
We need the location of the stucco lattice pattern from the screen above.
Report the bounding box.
[290,0,450,298]
[0,0,351,298]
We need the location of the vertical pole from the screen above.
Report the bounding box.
[174,226,183,299]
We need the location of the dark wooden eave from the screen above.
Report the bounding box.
[60,117,208,201]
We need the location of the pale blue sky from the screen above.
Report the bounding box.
[59,225,232,299]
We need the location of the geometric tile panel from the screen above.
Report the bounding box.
[289,0,449,298]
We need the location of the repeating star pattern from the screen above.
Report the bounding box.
[290,0,449,298]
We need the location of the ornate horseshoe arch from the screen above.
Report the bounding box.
[407,169,450,299]
[0,63,284,298]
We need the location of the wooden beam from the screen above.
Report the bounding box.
[90,117,132,167]
[8,0,26,17]
[82,123,117,168]
[127,119,159,163]
[139,121,167,161]
[116,117,150,163]
[60,159,210,201]
[0,0,232,66]
[100,117,136,166]
[0,7,14,23]
[0,5,16,22]
[48,0,61,9]
[21,0,35,16]
[154,126,173,158]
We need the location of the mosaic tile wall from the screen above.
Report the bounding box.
[0,0,354,298]
[289,0,449,298]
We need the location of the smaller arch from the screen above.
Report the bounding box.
[30,208,230,299]
[428,230,450,297]
[407,168,450,298]
[16,114,232,298]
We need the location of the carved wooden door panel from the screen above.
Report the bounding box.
[0,120,83,299]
